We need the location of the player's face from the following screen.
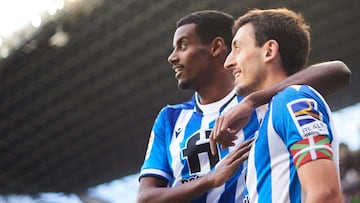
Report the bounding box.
[224,23,265,96]
[168,23,212,90]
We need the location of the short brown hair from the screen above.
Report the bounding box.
[233,8,310,75]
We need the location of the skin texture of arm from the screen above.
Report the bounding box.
[210,60,351,153]
[298,159,342,203]
[136,139,253,203]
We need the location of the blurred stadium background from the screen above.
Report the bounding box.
[0,0,359,202]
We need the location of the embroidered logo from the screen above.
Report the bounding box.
[175,127,182,138]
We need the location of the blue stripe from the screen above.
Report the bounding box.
[289,156,301,202]
[219,166,243,203]
[166,108,182,181]
[255,116,272,202]
[243,111,260,140]
[192,192,207,203]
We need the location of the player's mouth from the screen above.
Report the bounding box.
[233,70,241,78]
[173,65,184,79]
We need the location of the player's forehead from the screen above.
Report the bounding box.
[232,23,256,46]
[172,23,201,45]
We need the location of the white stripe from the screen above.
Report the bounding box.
[235,162,246,202]
[206,186,223,203]
[268,105,291,203]
[140,169,173,181]
[198,151,211,175]
[309,137,317,159]
[169,109,193,186]
[246,132,258,203]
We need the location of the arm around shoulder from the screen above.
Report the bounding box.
[236,60,352,109]
[302,60,351,95]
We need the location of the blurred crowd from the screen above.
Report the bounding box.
[340,143,360,203]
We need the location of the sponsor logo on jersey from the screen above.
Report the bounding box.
[243,195,250,203]
[181,175,200,184]
[287,99,329,138]
[181,129,220,175]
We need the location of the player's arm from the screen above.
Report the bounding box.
[137,176,208,203]
[234,60,351,117]
[297,159,342,203]
[137,139,252,203]
[248,60,351,107]
[210,60,351,153]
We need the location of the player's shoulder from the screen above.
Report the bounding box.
[274,85,318,100]
[155,97,195,125]
[271,85,328,115]
[160,97,195,113]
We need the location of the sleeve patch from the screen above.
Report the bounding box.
[290,136,333,169]
[287,99,329,138]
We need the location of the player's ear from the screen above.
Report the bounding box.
[263,39,279,62]
[210,37,226,56]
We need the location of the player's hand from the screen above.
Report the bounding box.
[207,138,253,187]
[210,99,254,155]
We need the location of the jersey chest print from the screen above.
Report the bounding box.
[181,129,220,175]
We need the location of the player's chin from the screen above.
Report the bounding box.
[235,86,246,96]
[235,85,252,97]
[178,80,191,90]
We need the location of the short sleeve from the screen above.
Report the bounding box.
[139,107,173,183]
[271,85,334,168]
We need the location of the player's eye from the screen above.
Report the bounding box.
[232,41,241,53]
[231,46,241,55]
[179,42,187,50]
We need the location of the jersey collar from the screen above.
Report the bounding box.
[194,88,237,115]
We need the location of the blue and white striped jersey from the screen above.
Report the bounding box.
[140,89,261,203]
[244,85,340,203]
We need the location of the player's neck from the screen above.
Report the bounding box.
[197,84,234,104]
[196,67,235,104]
[260,67,288,91]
